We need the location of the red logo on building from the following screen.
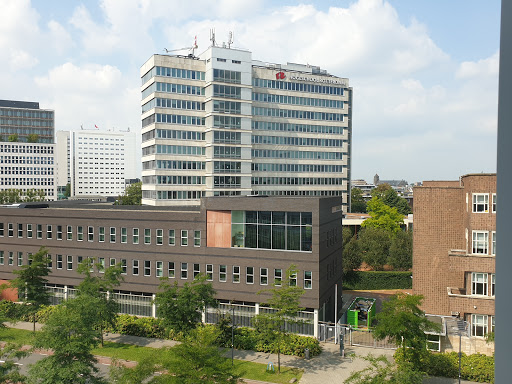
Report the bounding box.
[276,71,286,80]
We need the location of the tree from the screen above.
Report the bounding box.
[154,274,217,335]
[26,134,39,143]
[27,295,108,384]
[8,134,18,142]
[117,182,142,205]
[362,197,404,234]
[358,227,391,270]
[372,184,411,215]
[24,188,45,202]
[10,247,51,332]
[388,230,413,270]
[253,264,305,373]
[76,259,123,346]
[371,183,393,200]
[64,183,71,198]
[343,234,363,274]
[345,354,423,384]
[351,188,367,213]
[372,293,439,368]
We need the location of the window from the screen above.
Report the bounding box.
[289,271,297,287]
[274,269,282,286]
[233,266,240,283]
[133,228,139,244]
[132,260,139,275]
[8,223,13,237]
[18,223,23,238]
[492,193,497,213]
[181,230,188,246]
[144,260,151,276]
[471,314,488,337]
[206,264,213,281]
[99,227,105,242]
[156,229,163,245]
[17,252,23,266]
[491,316,495,333]
[121,227,127,243]
[47,254,52,269]
[46,225,52,239]
[8,252,13,266]
[67,225,72,240]
[0,251,3,265]
[168,230,175,245]
[168,262,175,278]
[27,224,32,238]
[77,226,83,241]
[0,223,3,237]
[220,265,227,282]
[194,230,201,247]
[57,225,62,240]
[156,261,163,277]
[181,262,188,279]
[260,268,268,285]
[37,224,43,239]
[144,229,151,244]
[472,193,489,213]
[193,263,200,278]
[491,274,495,297]
[67,255,73,270]
[110,258,116,268]
[57,255,63,269]
[427,334,441,352]
[98,258,105,273]
[492,231,496,256]
[110,227,116,243]
[472,231,488,254]
[88,226,94,241]
[246,267,254,284]
[121,259,127,274]
[304,271,312,289]
[471,272,488,295]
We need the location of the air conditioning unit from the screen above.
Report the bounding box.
[451,311,460,317]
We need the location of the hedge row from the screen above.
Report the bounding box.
[343,271,412,290]
[395,349,494,383]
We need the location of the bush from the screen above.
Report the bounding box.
[106,315,169,339]
[394,349,494,383]
[343,271,412,290]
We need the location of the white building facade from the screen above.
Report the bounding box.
[56,130,137,197]
[0,100,56,200]
[141,46,352,210]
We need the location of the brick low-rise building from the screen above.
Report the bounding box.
[413,174,495,355]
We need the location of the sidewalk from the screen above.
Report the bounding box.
[5,322,482,384]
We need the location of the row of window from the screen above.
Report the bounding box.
[252,177,344,186]
[213,69,241,84]
[252,121,345,134]
[154,114,205,127]
[472,230,496,255]
[151,190,206,200]
[214,131,241,144]
[214,176,240,188]
[0,224,200,247]
[213,84,241,99]
[252,135,344,148]
[252,149,343,160]
[0,109,53,119]
[470,314,495,337]
[0,178,54,186]
[472,193,497,213]
[214,161,241,173]
[155,175,205,185]
[214,115,241,129]
[252,78,344,95]
[0,156,54,164]
[141,82,204,100]
[252,107,344,122]
[142,128,205,142]
[252,163,344,173]
[213,100,241,114]
[142,66,205,85]
[0,118,53,127]
[252,92,344,109]
[142,145,206,156]
[0,145,54,154]
[142,98,205,113]
[1,167,54,175]
[214,146,241,159]
[471,272,495,296]
[149,160,205,170]
[143,189,342,200]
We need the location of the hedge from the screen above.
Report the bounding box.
[395,349,494,383]
[343,271,412,290]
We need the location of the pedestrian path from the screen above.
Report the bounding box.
[4,322,481,384]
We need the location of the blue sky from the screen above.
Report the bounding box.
[1,0,501,182]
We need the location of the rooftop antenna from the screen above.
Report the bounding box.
[163,36,198,57]
[210,28,216,47]
[227,31,233,48]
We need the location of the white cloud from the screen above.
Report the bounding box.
[48,20,74,54]
[456,52,499,79]
[9,49,39,70]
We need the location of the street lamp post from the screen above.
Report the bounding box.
[231,303,235,366]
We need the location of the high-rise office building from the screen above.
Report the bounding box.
[0,100,56,200]
[56,130,137,198]
[141,45,352,210]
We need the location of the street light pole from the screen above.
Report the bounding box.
[232,303,235,366]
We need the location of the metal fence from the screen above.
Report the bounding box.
[342,326,396,349]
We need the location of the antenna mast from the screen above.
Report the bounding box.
[210,29,216,47]
[227,31,233,48]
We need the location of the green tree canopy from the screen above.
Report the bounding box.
[10,247,51,331]
[253,264,305,373]
[388,230,413,270]
[26,133,39,143]
[117,182,142,205]
[372,184,411,215]
[346,354,423,384]
[362,197,404,234]
[350,187,367,213]
[343,234,363,274]
[154,274,217,335]
[358,227,391,270]
[64,183,71,198]
[7,134,18,142]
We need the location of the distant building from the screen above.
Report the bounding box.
[0,100,56,200]
[413,174,495,355]
[56,130,137,198]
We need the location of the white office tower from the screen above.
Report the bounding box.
[141,45,352,210]
[56,130,137,197]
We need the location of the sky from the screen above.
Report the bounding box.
[0,0,501,183]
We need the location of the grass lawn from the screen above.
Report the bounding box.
[0,327,36,345]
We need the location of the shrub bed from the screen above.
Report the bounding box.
[343,271,412,290]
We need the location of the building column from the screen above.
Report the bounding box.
[152,294,156,318]
[314,309,319,338]
[255,303,260,316]
[202,307,206,323]
[64,285,68,301]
